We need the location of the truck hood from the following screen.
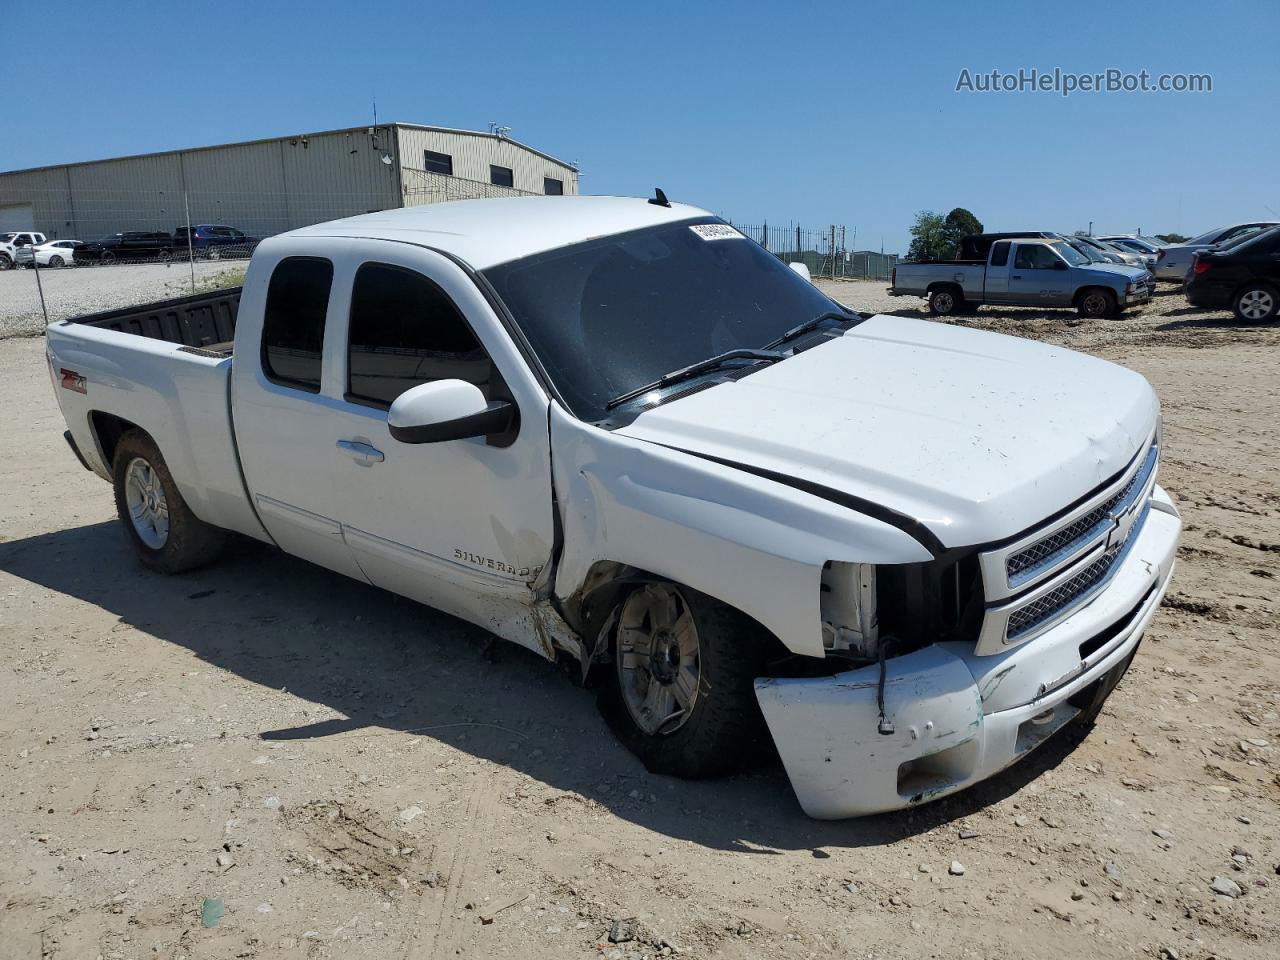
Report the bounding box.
[618,315,1158,549]
[1082,262,1147,282]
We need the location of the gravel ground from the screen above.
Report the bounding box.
[1,279,1277,960]
[0,261,248,338]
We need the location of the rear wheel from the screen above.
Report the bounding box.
[598,582,771,778]
[927,287,962,316]
[49,255,64,268]
[206,246,222,261]
[101,251,116,265]
[112,429,225,574]
[1077,288,1117,319]
[1233,283,1278,323]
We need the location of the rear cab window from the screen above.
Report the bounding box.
[262,257,334,392]
[990,241,1010,267]
[345,262,492,408]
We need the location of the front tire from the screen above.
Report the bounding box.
[598,582,771,778]
[112,429,225,574]
[0,253,12,270]
[1077,287,1117,319]
[1233,283,1278,323]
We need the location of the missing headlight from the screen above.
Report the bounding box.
[820,561,879,658]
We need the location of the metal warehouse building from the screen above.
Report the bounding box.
[0,123,579,241]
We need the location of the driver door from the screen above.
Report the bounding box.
[321,240,557,654]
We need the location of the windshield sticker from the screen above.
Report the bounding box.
[689,224,744,241]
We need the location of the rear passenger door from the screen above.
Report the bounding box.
[232,251,372,583]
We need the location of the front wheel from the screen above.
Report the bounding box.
[598,582,771,778]
[112,429,225,574]
[1233,283,1278,323]
[101,252,116,265]
[206,246,222,261]
[0,254,11,270]
[1077,288,1117,319]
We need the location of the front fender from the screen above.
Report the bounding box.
[548,405,931,658]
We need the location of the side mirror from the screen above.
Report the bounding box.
[388,380,518,445]
[788,261,812,282]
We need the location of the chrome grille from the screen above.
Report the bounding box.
[1006,445,1157,586]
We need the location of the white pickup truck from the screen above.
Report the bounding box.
[46,196,1181,818]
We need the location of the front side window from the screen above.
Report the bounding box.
[490,165,514,188]
[346,262,490,407]
[424,150,453,175]
[262,257,333,392]
[1014,244,1061,269]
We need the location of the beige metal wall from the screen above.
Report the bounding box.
[0,124,577,240]
[395,126,578,205]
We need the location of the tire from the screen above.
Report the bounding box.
[0,253,11,270]
[49,255,64,268]
[112,429,225,574]
[1077,287,1117,319]
[927,286,962,316]
[206,246,222,261]
[597,582,772,778]
[101,252,116,265]
[1233,283,1279,323]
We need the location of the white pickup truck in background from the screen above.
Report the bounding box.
[46,196,1181,818]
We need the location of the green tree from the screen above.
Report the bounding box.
[940,207,984,254]
[906,211,950,261]
[1155,232,1190,244]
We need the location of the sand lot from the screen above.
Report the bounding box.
[1,283,1276,960]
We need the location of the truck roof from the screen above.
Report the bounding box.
[284,196,712,270]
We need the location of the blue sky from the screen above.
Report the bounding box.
[3,0,1276,253]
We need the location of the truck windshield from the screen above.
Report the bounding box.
[483,218,857,422]
[1052,242,1089,266]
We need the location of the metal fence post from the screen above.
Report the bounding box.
[183,190,196,296]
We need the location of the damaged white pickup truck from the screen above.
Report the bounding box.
[46,196,1181,818]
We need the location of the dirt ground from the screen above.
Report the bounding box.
[1,283,1276,960]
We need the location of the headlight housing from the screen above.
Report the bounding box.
[820,561,878,657]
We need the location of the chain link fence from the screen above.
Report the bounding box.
[1,184,895,338]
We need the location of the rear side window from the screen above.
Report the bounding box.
[262,257,333,392]
[990,241,1010,267]
[346,263,490,407]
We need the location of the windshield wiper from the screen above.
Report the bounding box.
[605,348,784,410]
[761,311,857,351]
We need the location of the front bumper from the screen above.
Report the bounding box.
[1121,284,1152,306]
[755,485,1181,819]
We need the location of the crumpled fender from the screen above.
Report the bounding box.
[548,405,931,658]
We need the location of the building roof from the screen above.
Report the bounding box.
[0,123,576,177]
[284,195,710,270]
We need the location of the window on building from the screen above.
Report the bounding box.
[543,177,564,196]
[346,262,492,407]
[262,257,333,392]
[490,165,514,188]
[424,150,453,176]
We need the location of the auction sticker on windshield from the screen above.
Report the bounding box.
[689,224,744,241]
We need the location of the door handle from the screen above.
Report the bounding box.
[1011,274,1023,279]
[336,439,385,465]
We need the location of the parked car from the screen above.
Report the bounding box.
[27,239,85,267]
[46,196,1180,819]
[1076,235,1152,269]
[73,232,174,265]
[173,224,261,260]
[1150,222,1279,282]
[0,230,47,270]
[892,235,1150,317]
[1184,224,1280,322]
[1099,235,1165,261]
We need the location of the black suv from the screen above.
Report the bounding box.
[74,232,174,265]
[1184,225,1280,322]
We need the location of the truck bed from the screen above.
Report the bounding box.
[67,287,241,356]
